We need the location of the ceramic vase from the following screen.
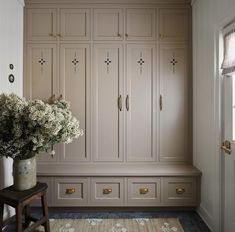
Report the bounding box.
[13,156,36,191]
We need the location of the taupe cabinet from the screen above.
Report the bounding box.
[24,0,200,207]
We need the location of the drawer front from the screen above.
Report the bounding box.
[33,176,53,207]
[91,178,124,205]
[162,177,197,205]
[54,177,89,206]
[127,178,161,205]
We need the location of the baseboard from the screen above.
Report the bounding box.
[197,205,214,231]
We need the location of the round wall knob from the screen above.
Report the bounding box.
[8,74,15,83]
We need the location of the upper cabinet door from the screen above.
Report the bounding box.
[93,9,123,41]
[60,9,90,40]
[126,9,155,41]
[159,44,188,162]
[27,9,57,41]
[159,9,189,41]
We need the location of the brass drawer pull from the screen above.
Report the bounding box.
[103,188,112,194]
[139,188,149,194]
[66,188,76,194]
[176,188,185,195]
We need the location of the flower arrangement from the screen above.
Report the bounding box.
[0,93,83,160]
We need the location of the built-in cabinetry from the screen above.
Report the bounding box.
[24,0,200,207]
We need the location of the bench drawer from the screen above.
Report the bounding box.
[162,177,198,205]
[127,177,161,205]
[91,177,124,205]
[54,177,89,206]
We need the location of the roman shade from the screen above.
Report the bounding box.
[221,29,235,75]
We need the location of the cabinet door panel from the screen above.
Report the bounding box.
[60,44,89,161]
[126,9,155,40]
[159,9,189,41]
[27,9,57,41]
[60,9,90,40]
[93,45,123,161]
[26,44,58,162]
[94,9,123,40]
[126,45,156,161]
[159,45,188,161]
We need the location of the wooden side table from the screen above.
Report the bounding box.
[0,182,50,232]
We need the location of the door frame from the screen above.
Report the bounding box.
[214,17,235,232]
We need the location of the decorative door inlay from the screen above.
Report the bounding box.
[38,52,46,73]
[170,53,178,73]
[137,52,145,74]
[104,52,112,73]
[72,52,79,72]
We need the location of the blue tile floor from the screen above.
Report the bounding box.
[4,209,211,232]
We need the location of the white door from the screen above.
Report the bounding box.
[222,75,235,232]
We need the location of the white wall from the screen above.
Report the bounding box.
[192,0,235,231]
[0,0,24,219]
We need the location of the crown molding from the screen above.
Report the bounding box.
[25,0,190,5]
[17,0,25,6]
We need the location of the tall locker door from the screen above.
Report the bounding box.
[60,44,89,161]
[93,44,124,162]
[126,45,156,161]
[159,44,189,162]
[26,44,58,162]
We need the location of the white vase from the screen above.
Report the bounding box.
[13,156,36,191]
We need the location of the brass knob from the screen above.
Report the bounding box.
[57,33,62,37]
[176,188,185,195]
[159,33,164,39]
[103,188,112,194]
[125,33,128,37]
[117,33,122,37]
[66,188,76,194]
[139,188,149,194]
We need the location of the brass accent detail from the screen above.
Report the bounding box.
[66,188,76,194]
[103,188,112,194]
[125,33,128,37]
[118,95,122,111]
[139,188,149,194]
[159,33,164,39]
[57,33,62,37]
[117,33,122,37]
[126,95,129,111]
[176,188,185,195]
[221,140,232,154]
[160,95,163,111]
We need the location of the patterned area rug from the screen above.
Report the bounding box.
[35,218,184,232]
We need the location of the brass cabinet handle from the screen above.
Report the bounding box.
[139,188,149,194]
[118,95,122,111]
[160,95,163,111]
[125,33,128,37]
[103,188,112,194]
[126,95,129,111]
[159,33,165,39]
[57,33,62,38]
[117,33,122,37]
[66,188,76,194]
[221,140,231,154]
[176,188,185,195]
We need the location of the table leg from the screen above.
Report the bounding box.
[0,203,4,231]
[24,205,30,228]
[41,192,50,232]
[16,204,23,232]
